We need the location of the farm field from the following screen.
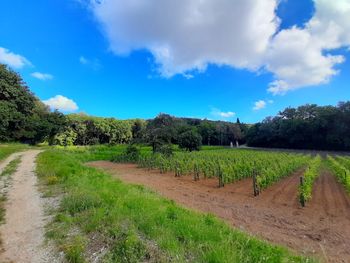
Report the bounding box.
[2,2,350,262]
[34,146,316,263]
[87,163,350,262]
[90,147,350,262]
[1,144,350,262]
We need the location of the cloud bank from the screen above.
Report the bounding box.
[89,0,350,94]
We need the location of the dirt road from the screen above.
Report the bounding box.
[88,162,350,263]
[0,150,56,263]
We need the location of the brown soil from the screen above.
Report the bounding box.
[88,161,350,263]
[0,150,58,263]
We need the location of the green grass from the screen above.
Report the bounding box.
[0,143,28,161]
[37,146,315,263]
[0,157,21,178]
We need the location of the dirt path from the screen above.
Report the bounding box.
[88,161,350,263]
[0,150,56,263]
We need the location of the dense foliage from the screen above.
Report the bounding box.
[53,112,245,149]
[0,64,66,144]
[177,129,202,151]
[53,114,135,146]
[246,103,350,150]
[145,113,245,152]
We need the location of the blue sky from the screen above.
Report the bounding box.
[0,0,349,123]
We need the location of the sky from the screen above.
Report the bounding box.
[0,0,350,123]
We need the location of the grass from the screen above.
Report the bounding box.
[0,157,21,178]
[37,146,315,263]
[0,157,21,224]
[0,143,28,161]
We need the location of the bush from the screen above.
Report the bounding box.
[125,144,140,161]
[178,130,202,152]
[154,144,173,157]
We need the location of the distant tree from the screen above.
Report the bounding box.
[53,127,77,146]
[198,120,216,146]
[131,119,146,142]
[246,102,350,151]
[146,114,177,152]
[178,130,202,151]
[53,114,133,146]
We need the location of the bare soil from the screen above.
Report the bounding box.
[0,150,57,263]
[88,161,350,263]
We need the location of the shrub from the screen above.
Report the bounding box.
[154,144,173,157]
[125,144,141,161]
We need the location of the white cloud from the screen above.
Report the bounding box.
[0,47,31,69]
[253,100,267,111]
[266,0,350,94]
[88,0,350,93]
[31,72,53,81]
[79,56,101,70]
[43,95,78,112]
[90,0,279,77]
[211,107,235,119]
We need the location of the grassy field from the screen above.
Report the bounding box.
[0,144,28,161]
[36,146,314,263]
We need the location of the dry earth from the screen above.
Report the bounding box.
[88,161,350,263]
[0,150,57,263]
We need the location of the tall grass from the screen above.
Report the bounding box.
[37,147,315,263]
[0,143,28,161]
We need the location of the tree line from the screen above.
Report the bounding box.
[246,102,350,151]
[3,63,349,151]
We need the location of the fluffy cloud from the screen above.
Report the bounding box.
[0,47,31,69]
[31,72,53,81]
[253,100,267,111]
[90,0,278,77]
[89,0,350,93]
[266,0,350,95]
[211,107,235,119]
[43,95,78,112]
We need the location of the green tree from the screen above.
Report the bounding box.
[0,64,66,144]
[178,130,202,151]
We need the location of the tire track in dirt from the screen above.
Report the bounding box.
[0,150,57,263]
[88,161,350,262]
[0,152,23,172]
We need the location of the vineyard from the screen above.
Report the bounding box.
[114,149,316,194]
[112,147,350,207]
[100,146,350,262]
[298,155,322,206]
[328,155,350,192]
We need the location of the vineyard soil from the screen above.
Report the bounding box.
[88,161,350,263]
